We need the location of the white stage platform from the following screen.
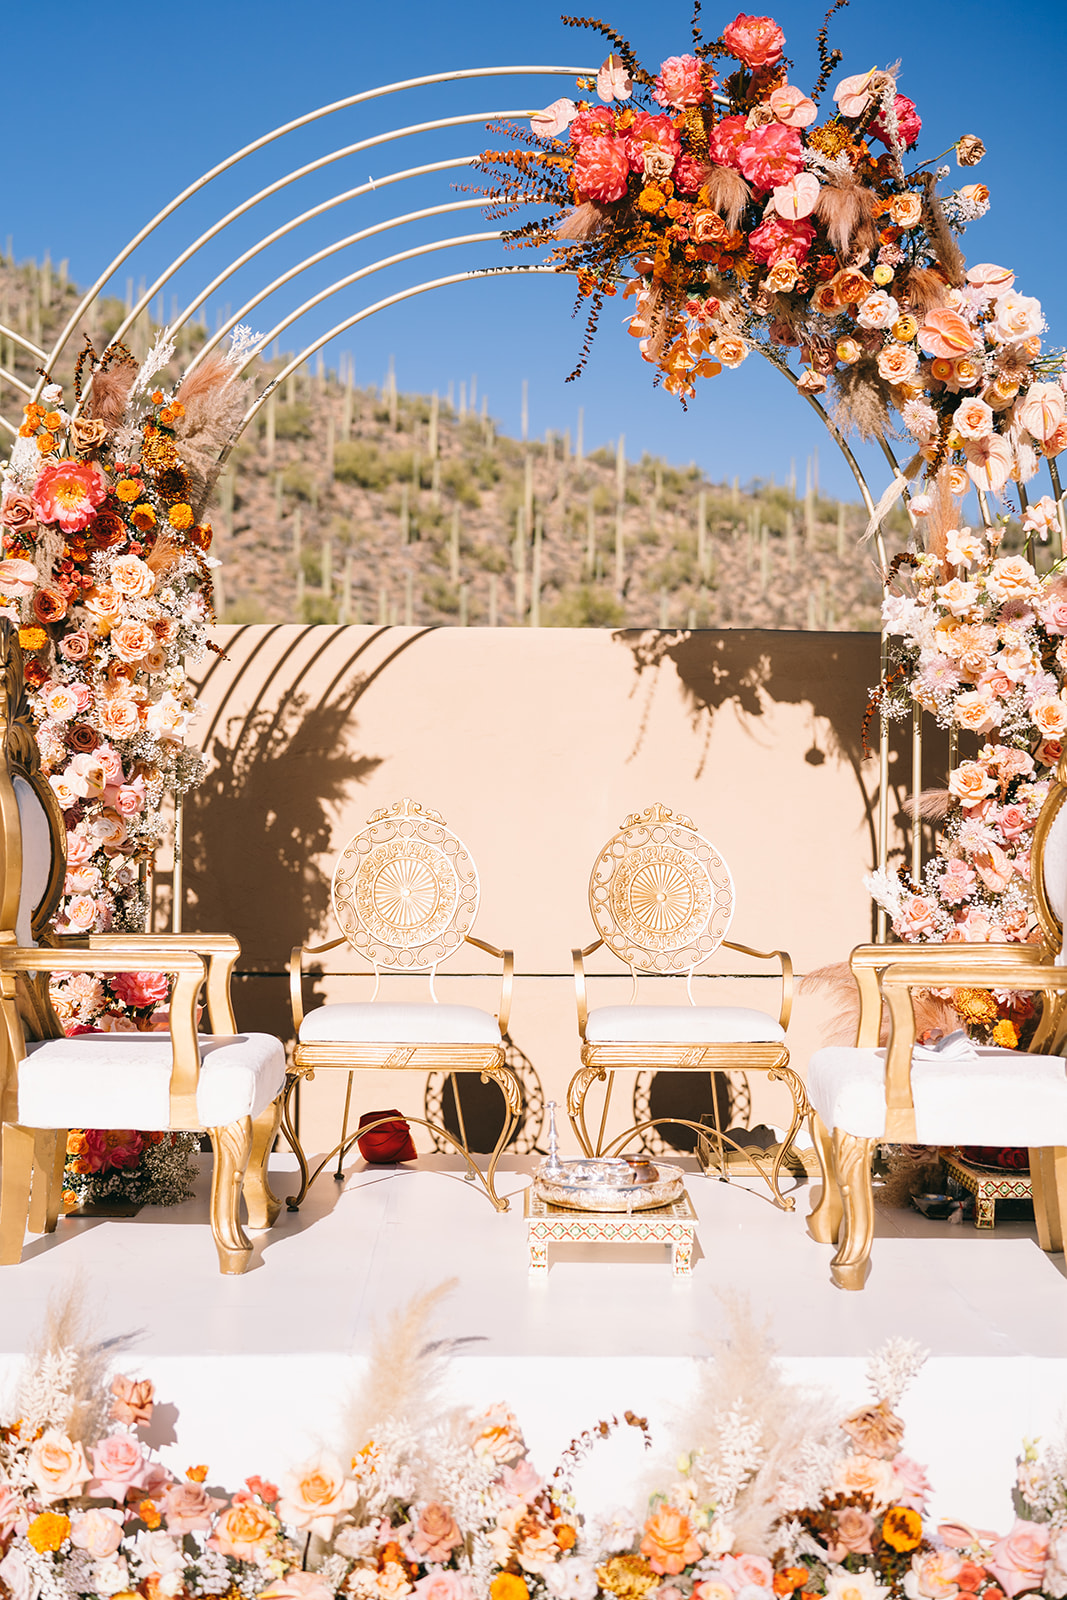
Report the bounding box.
[1,1153,1065,1535]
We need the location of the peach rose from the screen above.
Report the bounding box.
[69,1508,124,1557]
[952,691,999,733]
[146,692,190,742]
[906,1551,962,1600]
[893,894,937,938]
[59,628,92,661]
[766,259,800,293]
[411,1576,473,1600]
[986,554,1038,603]
[713,337,748,369]
[111,619,155,663]
[948,760,997,806]
[275,1452,357,1539]
[953,398,994,441]
[992,294,1044,346]
[935,579,978,618]
[98,695,141,740]
[640,1505,702,1575]
[413,1502,463,1560]
[918,308,977,359]
[877,345,918,384]
[833,1453,897,1508]
[0,493,37,532]
[109,555,156,600]
[825,1506,877,1562]
[28,1430,91,1503]
[988,1520,1049,1598]
[890,193,923,228]
[1031,695,1067,739]
[209,1499,279,1563]
[83,585,122,631]
[262,1575,337,1600]
[110,1376,155,1427]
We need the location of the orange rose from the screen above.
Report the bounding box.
[640,1505,702,1575]
[209,1500,278,1563]
[832,268,870,305]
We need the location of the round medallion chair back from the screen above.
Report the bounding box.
[568,802,804,1207]
[288,798,519,1212]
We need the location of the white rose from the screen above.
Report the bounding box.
[992,292,1044,345]
[856,291,899,330]
[92,1557,131,1598]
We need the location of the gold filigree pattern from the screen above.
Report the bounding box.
[331,797,479,969]
[589,803,734,971]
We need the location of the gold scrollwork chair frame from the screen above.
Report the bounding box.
[567,803,807,1208]
[0,625,286,1274]
[286,798,519,1211]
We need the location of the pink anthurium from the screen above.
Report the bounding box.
[833,68,878,118]
[771,172,820,220]
[597,53,633,102]
[531,98,577,138]
[768,84,817,128]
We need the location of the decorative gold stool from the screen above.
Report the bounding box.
[941,1150,1034,1229]
[523,1186,697,1276]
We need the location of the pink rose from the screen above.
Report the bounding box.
[1039,589,1067,635]
[996,805,1032,841]
[115,779,146,816]
[412,1575,474,1600]
[163,1480,226,1533]
[58,628,91,661]
[624,112,681,172]
[707,114,750,171]
[652,55,706,108]
[90,1431,154,1500]
[111,970,169,1010]
[891,1453,933,1512]
[84,1128,145,1172]
[261,1574,336,1600]
[0,1485,20,1540]
[572,134,631,203]
[0,493,38,532]
[95,742,126,784]
[500,1460,544,1504]
[871,93,922,150]
[893,893,938,939]
[719,1554,774,1591]
[749,215,815,265]
[737,123,803,191]
[988,1520,1050,1598]
[412,1501,463,1560]
[70,1508,125,1557]
[949,908,995,942]
[722,12,785,67]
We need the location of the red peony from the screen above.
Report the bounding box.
[111,970,170,1010]
[870,93,922,150]
[569,104,615,144]
[672,152,709,195]
[572,134,632,202]
[707,114,750,171]
[652,55,707,109]
[749,215,816,265]
[31,460,108,533]
[83,1128,145,1172]
[738,123,803,190]
[722,12,786,68]
[623,111,682,172]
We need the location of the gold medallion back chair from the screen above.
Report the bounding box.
[567,803,807,1207]
[807,752,1067,1289]
[286,798,519,1211]
[0,625,287,1274]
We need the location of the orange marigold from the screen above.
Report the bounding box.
[638,185,667,214]
[27,1511,71,1553]
[18,627,47,651]
[491,1577,529,1600]
[168,502,194,530]
[130,503,157,532]
[882,1506,923,1552]
[773,1569,810,1597]
[991,1019,1019,1049]
[115,478,141,502]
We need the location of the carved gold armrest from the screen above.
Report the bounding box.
[722,939,793,1031]
[464,935,514,1038]
[572,940,604,1041]
[89,933,240,1034]
[0,944,206,1129]
[879,958,1067,1141]
[847,941,1047,1048]
[289,936,348,1036]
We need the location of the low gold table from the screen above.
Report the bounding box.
[523,1186,697,1276]
[941,1152,1033,1228]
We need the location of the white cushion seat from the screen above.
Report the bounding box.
[298,1002,501,1046]
[584,1004,785,1045]
[808,1044,1067,1144]
[17,1032,286,1130]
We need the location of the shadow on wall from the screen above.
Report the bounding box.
[615,628,949,914]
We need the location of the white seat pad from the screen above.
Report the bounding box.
[808,1045,1067,1144]
[585,1005,785,1044]
[18,1032,286,1130]
[299,1002,500,1046]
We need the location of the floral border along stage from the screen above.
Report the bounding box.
[0,327,257,1205]
[1,1297,1067,1600]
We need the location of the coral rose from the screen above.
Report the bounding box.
[276,1452,357,1539]
[748,216,815,265]
[569,105,614,144]
[640,1505,701,1576]
[737,124,802,191]
[722,13,784,67]
[652,55,705,108]
[672,152,708,195]
[210,1499,278,1563]
[919,308,977,359]
[988,1520,1049,1598]
[29,1430,91,1503]
[32,459,108,532]
[572,135,631,203]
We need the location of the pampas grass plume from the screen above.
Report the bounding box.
[342,1279,459,1456]
[699,166,750,233]
[87,366,137,429]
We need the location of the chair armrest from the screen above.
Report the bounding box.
[288,936,348,1037]
[0,943,206,1128]
[722,939,793,1031]
[464,935,514,1038]
[89,933,240,1034]
[848,941,1047,1048]
[572,940,604,1041]
[879,958,1067,1141]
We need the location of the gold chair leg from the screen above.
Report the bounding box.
[482,1064,522,1213]
[807,1113,842,1244]
[281,1073,311,1212]
[566,1065,604,1157]
[0,1123,35,1265]
[594,1069,616,1157]
[829,1129,875,1291]
[1031,1147,1066,1253]
[208,1116,254,1274]
[243,1100,282,1231]
[28,1130,65,1235]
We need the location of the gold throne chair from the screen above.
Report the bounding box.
[566,802,808,1207]
[286,798,520,1210]
[0,624,287,1274]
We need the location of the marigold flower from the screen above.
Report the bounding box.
[491,1578,529,1600]
[36,432,56,455]
[596,1556,658,1600]
[27,1511,71,1552]
[991,1019,1019,1049]
[882,1506,923,1551]
[953,987,998,1027]
[638,184,667,213]
[115,479,141,503]
[130,503,157,532]
[18,627,47,651]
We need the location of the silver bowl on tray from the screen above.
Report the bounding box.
[533,1155,685,1212]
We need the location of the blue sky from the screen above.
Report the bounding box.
[3,0,1065,501]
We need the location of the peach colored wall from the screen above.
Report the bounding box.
[182,626,925,1157]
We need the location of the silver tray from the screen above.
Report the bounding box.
[533,1158,685,1212]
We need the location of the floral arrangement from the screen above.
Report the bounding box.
[0,327,258,1203]
[2,1293,1066,1600]
[478,5,1064,493]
